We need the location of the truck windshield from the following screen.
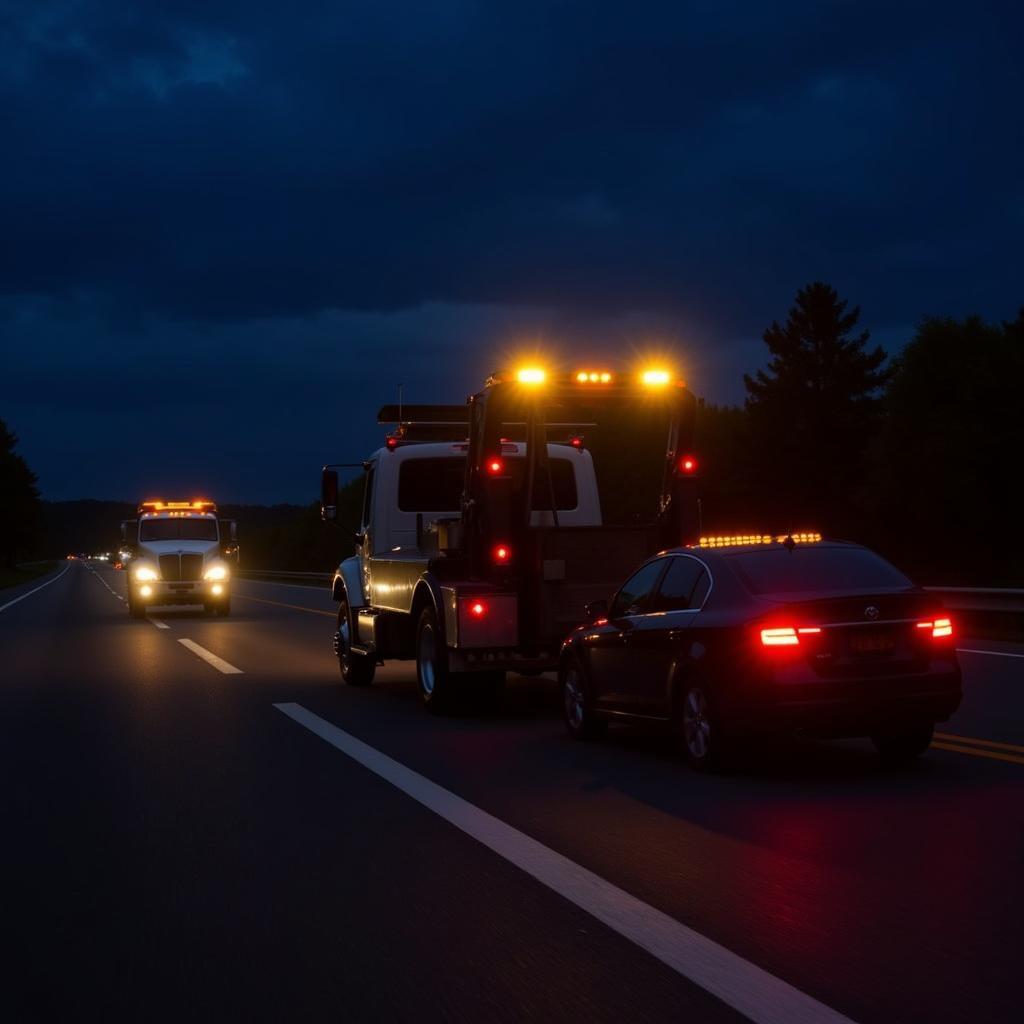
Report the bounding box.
[139,518,219,542]
[398,457,578,512]
[726,546,912,596]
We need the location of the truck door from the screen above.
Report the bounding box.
[588,558,668,712]
[359,463,376,599]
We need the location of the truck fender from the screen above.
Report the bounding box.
[410,576,448,648]
[332,556,365,606]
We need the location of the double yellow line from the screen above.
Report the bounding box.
[932,732,1024,766]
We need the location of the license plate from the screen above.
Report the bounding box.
[169,583,193,591]
[850,631,895,654]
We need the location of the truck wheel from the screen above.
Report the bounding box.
[216,596,231,617]
[871,723,933,763]
[128,593,146,620]
[560,656,605,740]
[416,606,455,712]
[336,598,374,686]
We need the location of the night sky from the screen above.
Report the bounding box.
[2,1,1021,503]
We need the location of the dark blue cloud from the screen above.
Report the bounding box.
[0,1,1021,500]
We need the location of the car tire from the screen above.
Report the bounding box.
[871,723,934,763]
[560,656,605,740]
[336,597,375,686]
[677,681,727,771]
[416,606,455,712]
[128,593,146,620]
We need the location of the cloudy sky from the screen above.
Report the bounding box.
[1,1,1021,502]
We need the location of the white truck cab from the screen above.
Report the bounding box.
[124,500,233,619]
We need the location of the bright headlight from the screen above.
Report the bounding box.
[204,564,229,581]
[133,566,158,581]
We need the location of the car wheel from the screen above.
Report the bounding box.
[678,681,725,770]
[871,723,934,763]
[416,606,455,712]
[560,657,605,740]
[335,597,375,686]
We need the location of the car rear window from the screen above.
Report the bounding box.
[726,546,911,596]
[397,457,578,513]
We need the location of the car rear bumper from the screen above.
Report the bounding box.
[726,665,963,738]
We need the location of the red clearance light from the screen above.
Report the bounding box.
[492,543,512,565]
[917,617,953,638]
[486,457,505,475]
[385,436,399,450]
[570,435,584,450]
[678,454,698,474]
[467,600,488,619]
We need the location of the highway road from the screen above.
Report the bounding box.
[2,561,1022,1022]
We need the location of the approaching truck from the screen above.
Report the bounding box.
[120,499,237,619]
[321,363,700,710]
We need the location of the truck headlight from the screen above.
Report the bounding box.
[133,566,158,581]
[204,564,229,581]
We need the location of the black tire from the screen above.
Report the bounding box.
[335,597,375,686]
[203,601,216,617]
[871,723,934,763]
[677,680,727,770]
[416,606,456,712]
[216,597,231,617]
[560,656,605,740]
[128,593,146,620]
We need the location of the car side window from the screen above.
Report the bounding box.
[609,559,667,618]
[653,556,708,611]
[689,569,711,608]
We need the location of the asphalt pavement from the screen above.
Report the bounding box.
[2,561,1022,1023]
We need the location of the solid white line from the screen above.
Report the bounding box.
[957,647,1024,660]
[0,564,71,613]
[151,619,169,630]
[178,638,243,674]
[273,702,853,1024]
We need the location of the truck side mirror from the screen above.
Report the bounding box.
[321,468,339,521]
[584,598,608,621]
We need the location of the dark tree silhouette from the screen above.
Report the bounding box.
[743,282,889,535]
[867,313,1024,583]
[0,417,42,567]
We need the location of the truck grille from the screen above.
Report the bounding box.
[157,554,204,581]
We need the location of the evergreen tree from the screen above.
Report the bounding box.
[0,417,42,567]
[743,282,889,535]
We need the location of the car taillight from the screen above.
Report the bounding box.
[492,543,511,565]
[916,616,953,639]
[760,626,821,647]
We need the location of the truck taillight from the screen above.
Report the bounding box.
[916,617,953,639]
[486,457,505,475]
[492,543,511,565]
[467,600,488,619]
[678,454,698,475]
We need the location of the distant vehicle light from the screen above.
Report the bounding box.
[517,367,546,385]
[204,564,229,581]
[133,566,158,581]
[492,543,512,564]
[641,368,672,387]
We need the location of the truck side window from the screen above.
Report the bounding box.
[652,556,707,611]
[362,467,375,529]
[609,559,667,618]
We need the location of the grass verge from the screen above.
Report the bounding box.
[0,561,59,590]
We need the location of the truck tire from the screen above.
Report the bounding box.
[216,596,231,617]
[128,593,146,620]
[336,597,375,686]
[416,606,456,713]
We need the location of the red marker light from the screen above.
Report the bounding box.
[486,457,505,475]
[492,543,512,565]
[386,436,399,450]
[467,600,488,618]
[679,454,698,474]
[570,435,584,449]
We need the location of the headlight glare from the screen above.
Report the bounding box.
[204,564,229,581]
[133,566,158,581]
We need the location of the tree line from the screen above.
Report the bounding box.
[4,283,1022,584]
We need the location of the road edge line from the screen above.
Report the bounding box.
[0,564,71,613]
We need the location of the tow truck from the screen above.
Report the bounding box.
[321,363,700,710]
[120,499,237,619]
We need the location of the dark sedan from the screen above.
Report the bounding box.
[558,536,962,768]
